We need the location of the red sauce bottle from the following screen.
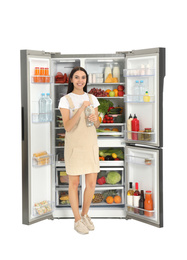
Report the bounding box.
[131,114,139,140]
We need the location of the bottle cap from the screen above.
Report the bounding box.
[41,93,45,96]
[134,114,137,118]
[129,182,133,188]
[146,190,152,193]
[135,182,139,190]
[129,114,132,119]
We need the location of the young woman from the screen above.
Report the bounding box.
[58,67,100,234]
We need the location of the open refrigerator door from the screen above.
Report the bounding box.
[125,146,163,227]
[21,50,54,224]
[124,49,164,147]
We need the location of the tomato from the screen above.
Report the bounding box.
[103,119,107,123]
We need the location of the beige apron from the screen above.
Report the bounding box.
[64,94,100,175]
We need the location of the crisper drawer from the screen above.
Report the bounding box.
[97,123,125,138]
[99,147,124,167]
[56,188,82,207]
[91,187,125,207]
[56,168,82,187]
[96,168,124,187]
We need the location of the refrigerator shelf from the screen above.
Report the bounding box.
[99,161,124,167]
[33,201,54,217]
[31,76,52,83]
[124,95,155,103]
[125,130,155,142]
[123,68,155,77]
[32,113,52,123]
[32,153,54,167]
[87,82,125,85]
[125,154,154,166]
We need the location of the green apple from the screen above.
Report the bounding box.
[109,91,115,97]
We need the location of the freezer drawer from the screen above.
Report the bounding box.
[125,146,163,227]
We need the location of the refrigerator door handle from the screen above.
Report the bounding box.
[22,106,24,141]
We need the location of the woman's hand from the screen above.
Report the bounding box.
[81,101,91,110]
[88,113,98,123]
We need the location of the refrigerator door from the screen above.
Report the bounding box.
[21,50,53,225]
[124,48,165,147]
[125,145,163,227]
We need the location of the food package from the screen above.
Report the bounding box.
[33,151,50,166]
[34,200,52,215]
[60,171,69,183]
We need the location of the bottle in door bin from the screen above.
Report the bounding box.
[44,68,50,83]
[113,62,120,82]
[40,67,45,83]
[131,114,139,140]
[139,190,144,215]
[85,106,94,127]
[144,191,153,217]
[45,93,52,121]
[104,63,112,81]
[39,93,47,122]
[127,182,134,212]
[134,80,139,101]
[127,114,133,140]
[34,67,39,83]
[134,182,140,214]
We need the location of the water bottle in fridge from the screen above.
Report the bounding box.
[39,93,47,122]
[46,93,52,121]
[134,80,139,101]
[139,80,145,102]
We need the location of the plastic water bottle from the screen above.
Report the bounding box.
[134,80,139,101]
[39,93,47,122]
[139,80,145,102]
[45,93,52,121]
[85,106,94,127]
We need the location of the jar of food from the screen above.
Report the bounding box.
[138,131,144,141]
[113,62,120,82]
[104,63,112,81]
[144,128,152,141]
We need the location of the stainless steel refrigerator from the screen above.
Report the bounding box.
[21,47,165,227]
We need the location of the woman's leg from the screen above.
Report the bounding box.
[81,173,97,216]
[68,175,81,222]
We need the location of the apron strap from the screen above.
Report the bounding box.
[65,94,75,110]
[88,94,94,105]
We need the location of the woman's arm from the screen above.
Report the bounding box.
[60,101,90,132]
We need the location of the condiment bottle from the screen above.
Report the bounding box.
[104,63,112,81]
[143,91,150,102]
[134,182,141,214]
[127,114,133,140]
[113,62,120,82]
[144,190,153,217]
[85,106,94,127]
[127,182,134,212]
[34,67,39,83]
[40,67,45,83]
[139,190,144,215]
[44,68,50,83]
[131,114,139,140]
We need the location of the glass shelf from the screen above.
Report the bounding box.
[124,130,155,142]
[125,154,154,166]
[33,201,54,216]
[31,76,52,83]
[32,113,52,123]
[124,95,155,103]
[123,69,155,77]
[32,153,54,167]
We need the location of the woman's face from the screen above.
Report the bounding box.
[71,70,87,91]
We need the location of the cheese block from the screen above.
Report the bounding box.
[105,73,112,83]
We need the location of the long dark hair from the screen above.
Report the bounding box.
[67,66,88,94]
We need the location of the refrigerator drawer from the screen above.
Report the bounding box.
[91,187,125,207]
[97,124,125,138]
[99,147,124,167]
[96,167,124,187]
[55,168,82,187]
[56,188,82,207]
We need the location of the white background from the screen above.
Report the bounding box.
[1,0,186,259]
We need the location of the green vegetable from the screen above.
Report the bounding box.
[97,171,108,179]
[108,108,121,114]
[98,99,114,114]
[99,148,124,159]
[102,190,118,200]
[106,171,121,184]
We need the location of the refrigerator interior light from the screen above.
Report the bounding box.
[59,60,76,63]
[97,59,114,62]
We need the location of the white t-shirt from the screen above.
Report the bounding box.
[58,92,100,118]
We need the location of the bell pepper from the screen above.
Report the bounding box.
[97,176,106,185]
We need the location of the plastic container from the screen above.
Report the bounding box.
[134,80,139,101]
[85,106,94,127]
[45,93,52,121]
[113,62,120,82]
[139,80,145,101]
[104,63,112,80]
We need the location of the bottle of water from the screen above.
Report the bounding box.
[139,80,145,102]
[85,106,94,127]
[134,80,139,102]
[45,93,52,122]
[39,93,47,122]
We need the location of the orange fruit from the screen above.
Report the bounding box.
[113,89,118,97]
[114,195,121,204]
[106,196,114,204]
